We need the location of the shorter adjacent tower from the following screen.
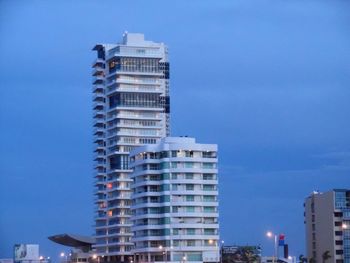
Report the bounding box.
[304,189,350,263]
[129,137,220,263]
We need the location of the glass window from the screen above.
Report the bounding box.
[203,196,215,202]
[185,173,194,179]
[187,229,195,235]
[186,206,195,212]
[186,184,194,190]
[186,195,195,201]
[204,207,215,213]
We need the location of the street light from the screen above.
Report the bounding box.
[158,245,167,263]
[342,223,348,229]
[92,254,100,263]
[266,231,278,263]
[220,240,225,263]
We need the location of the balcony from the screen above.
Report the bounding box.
[92,67,105,76]
[107,78,162,87]
[93,85,104,94]
[94,110,105,119]
[92,58,105,68]
[93,127,105,135]
[107,70,163,80]
[93,119,104,128]
[106,85,163,96]
[93,93,105,102]
[93,76,104,85]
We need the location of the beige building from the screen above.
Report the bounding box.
[304,189,350,263]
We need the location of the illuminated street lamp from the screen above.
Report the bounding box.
[158,245,167,263]
[266,231,278,263]
[220,240,225,263]
[92,254,100,263]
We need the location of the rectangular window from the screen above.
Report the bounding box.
[203,163,215,169]
[185,173,194,179]
[186,184,194,190]
[161,195,170,202]
[203,185,215,191]
[161,162,170,169]
[202,151,216,158]
[185,162,194,168]
[203,174,214,180]
[161,184,170,191]
[186,195,195,201]
[204,207,215,213]
[186,206,195,212]
[187,240,195,246]
[187,229,195,235]
[203,196,215,202]
[204,229,215,235]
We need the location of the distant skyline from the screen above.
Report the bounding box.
[1,0,350,262]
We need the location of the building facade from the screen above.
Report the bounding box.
[129,137,220,263]
[92,33,170,262]
[304,189,350,263]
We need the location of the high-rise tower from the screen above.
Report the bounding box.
[92,33,170,262]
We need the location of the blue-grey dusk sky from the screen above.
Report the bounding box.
[1,0,350,261]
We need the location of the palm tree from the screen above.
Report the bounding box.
[322,251,331,263]
[308,257,316,263]
[298,255,307,263]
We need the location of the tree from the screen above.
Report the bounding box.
[298,255,307,263]
[309,257,316,263]
[322,251,331,263]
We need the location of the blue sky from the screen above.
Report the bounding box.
[1,0,350,261]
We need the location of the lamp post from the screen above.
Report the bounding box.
[220,240,224,263]
[60,252,68,263]
[92,254,100,263]
[266,231,278,263]
[159,245,167,263]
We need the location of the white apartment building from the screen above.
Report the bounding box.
[92,33,170,262]
[304,189,350,263]
[129,137,220,263]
